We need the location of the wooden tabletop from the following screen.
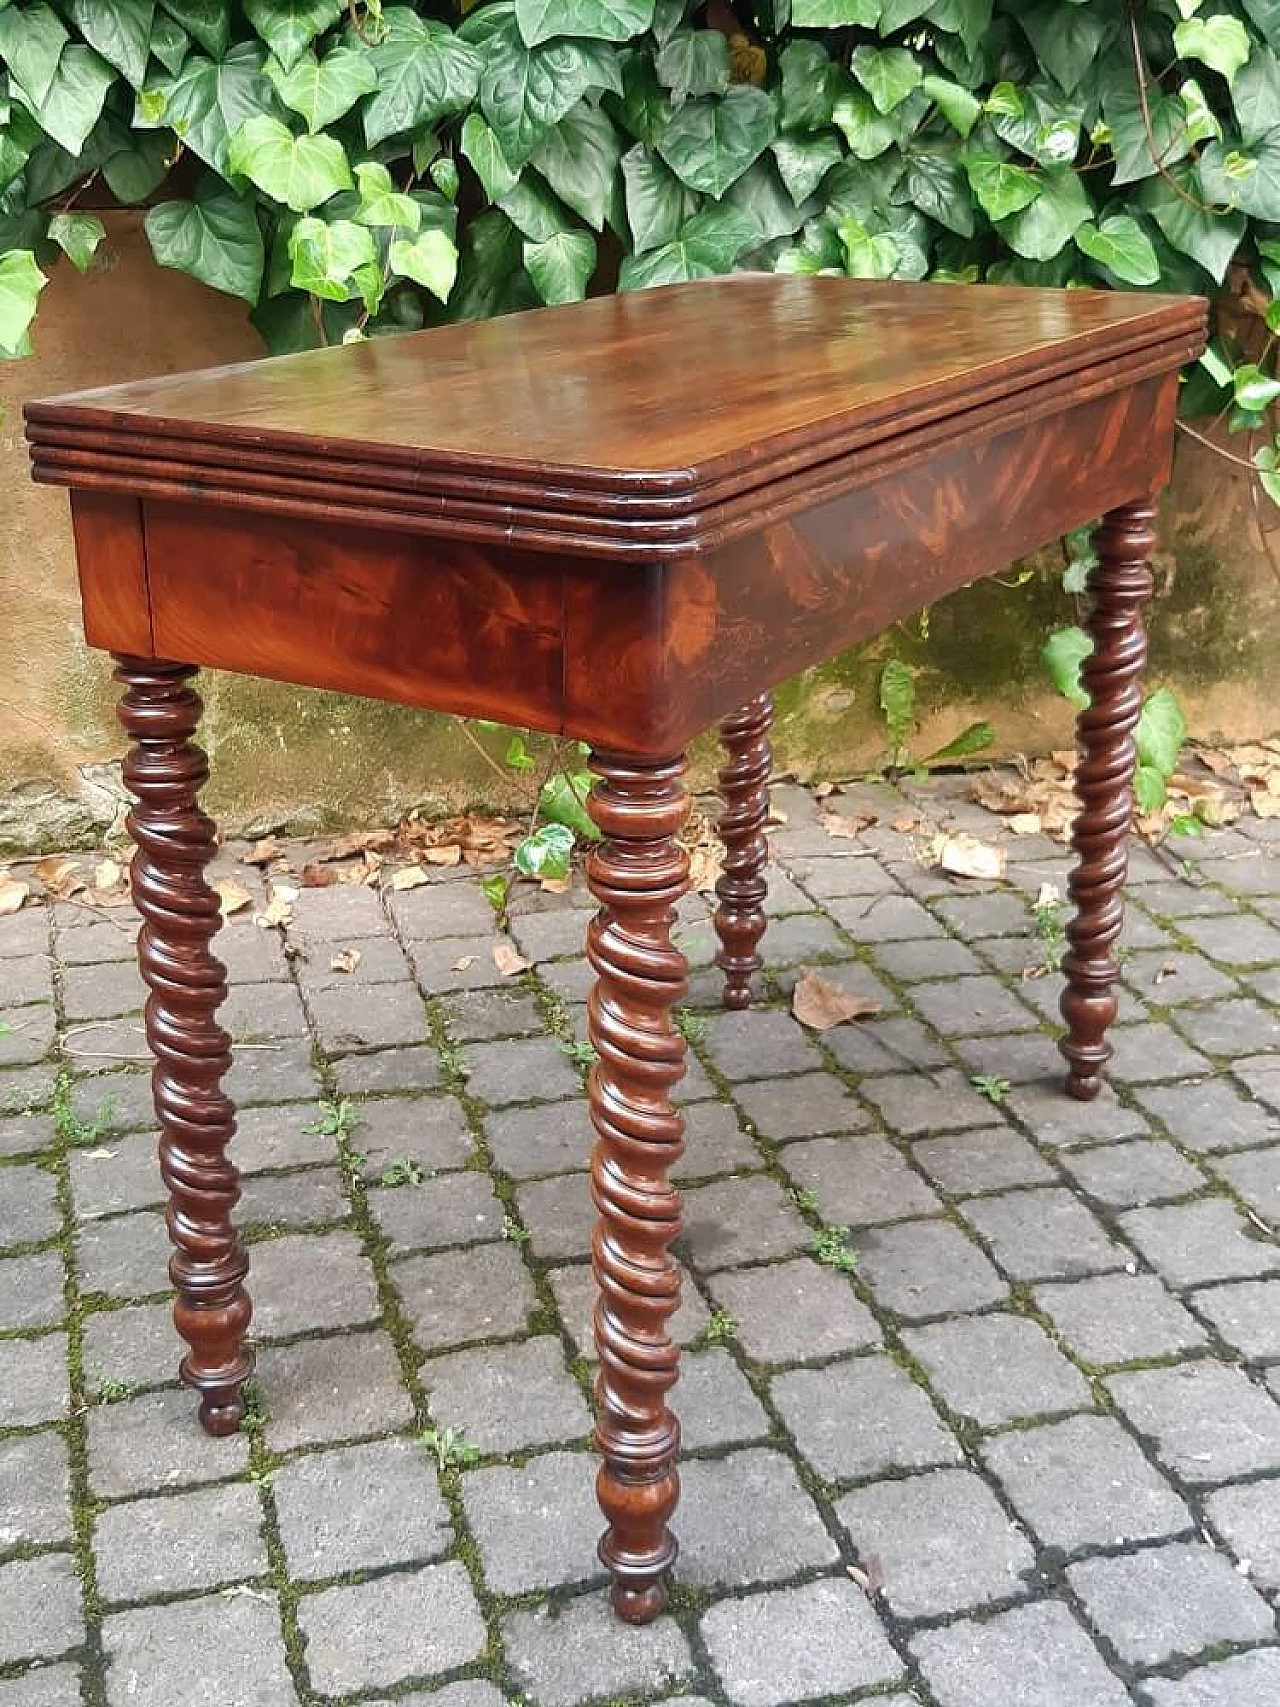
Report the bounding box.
[27,276,1206,559]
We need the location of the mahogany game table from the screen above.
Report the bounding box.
[26,275,1207,1622]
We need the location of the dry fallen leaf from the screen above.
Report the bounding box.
[1008,812,1042,836]
[422,844,462,867]
[890,814,922,834]
[450,954,478,972]
[818,808,871,839]
[1155,961,1178,985]
[35,854,82,900]
[540,875,572,894]
[299,863,337,888]
[254,883,296,931]
[846,1554,885,1597]
[1250,786,1280,820]
[390,865,430,891]
[493,940,531,977]
[330,948,361,975]
[93,858,123,891]
[933,833,1008,881]
[0,875,30,916]
[792,967,882,1032]
[215,879,253,918]
[687,842,724,894]
[243,837,282,866]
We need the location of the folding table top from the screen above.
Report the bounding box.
[26,276,1206,557]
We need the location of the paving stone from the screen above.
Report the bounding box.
[823,1014,952,1075]
[1036,1274,1207,1366]
[0,1163,60,1250]
[859,1217,1007,1318]
[68,1130,162,1219]
[61,958,143,1020]
[904,1313,1092,1426]
[1121,1199,1278,1287]
[1068,1541,1275,1668]
[1005,1081,1150,1149]
[333,1044,445,1096]
[0,1249,63,1329]
[440,984,544,1041]
[676,1099,761,1180]
[1176,998,1280,1057]
[1232,1054,1280,1115]
[837,1467,1035,1619]
[230,1100,337,1172]
[963,1187,1124,1281]
[788,851,904,899]
[701,1010,821,1082]
[957,1030,1081,1087]
[1145,1650,1280,1707]
[461,1036,581,1106]
[87,1387,250,1497]
[733,1072,870,1141]
[0,1332,67,1426]
[680,1174,808,1272]
[103,1590,295,1707]
[701,1576,902,1707]
[370,1169,503,1253]
[294,934,411,990]
[1179,912,1280,966]
[0,1430,70,1548]
[707,1257,879,1363]
[406,934,513,991]
[273,1436,451,1578]
[512,1169,592,1259]
[1192,1278,1280,1359]
[0,1111,54,1158]
[982,1415,1191,1551]
[910,974,1039,1036]
[378,1689,508,1707]
[75,1208,170,1301]
[56,915,134,965]
[824,891,948,943]
[783,1134,941,1227]
[0,1553,82,1665]
[260,1329,414,1453]
[860,1070,997,1136]
[0,909,52,959]
[94,1481,267,1601]
[1206,1477,1280,1593]
[394,1241,536,1350]
[0,1006,55,1068]
[389,878,502,939]
[222,980,309,1042]
[0,1663,85,1706]
[218,922,290,983]
[1133,1078,1278,1153]
[772,1352,959,1482]
[911,1599,1130,1707]
[677,1447,838,1588]
[347,1101,473,1196]
[310,982,430,1052]
[873,937,987,981]
[1109,1362,1280,1483]
[239,1165,348,1231]
[1211,1143,1280,1220]
[1105,1022,1214,1084]
[504,1592,693,1707]
[1062,1139,1204,1209]
[82,1300,177,1394]
[546,1259,708,1358]
[423,1335,591,1453]
[677,1348,772,1449]
[245,1230,381,1339]
[1139,883,1244,920]
[912,1125,1056,1195]
[509,904,597,962]
[463,1448,602,1594]
[225,1037,321,1107]
[484,1097,593,1179]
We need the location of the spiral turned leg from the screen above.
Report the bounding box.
[586,751,690,1624]
[715,695,774,1010]
[1060,500,1157,1101]
[115,656,253,1435]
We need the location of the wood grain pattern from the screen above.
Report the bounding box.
[1060,501,1157,1100]
[115,657,253,1434]
[586,751,689,1623]
[715,696,773,1009]
[71,493,153,655]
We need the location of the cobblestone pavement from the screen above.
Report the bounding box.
[2,775,1279,1707]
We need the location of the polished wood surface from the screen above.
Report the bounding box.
[26,275,1207,1625]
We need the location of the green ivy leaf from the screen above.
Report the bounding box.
[479,14,619,167]
[657,86,777,197]
[621,142,687,253]
[617,202,756,287]
[1134,764,1168,813]
[47,210,106,271]
[364,9,482,149]
[532,100,623,231]
[141,44,281,176]
[1142,168,1245,283]
[461,112,519,201]
[515,0,654,48]
[779,40,842,132]
[1199,130,1280,219]
[724,155,806,242]
[964,154,1041,221]
[150,10,191,75]
[921,73,982,137]
[904,143,973,236]
[1233,361,1280,410]
[999,166,1091,262]
[244,0,343,73]
[69,0,155,90]
[498,171,572,240]
[0,248,48,356]
[524,228,596,302]
[26,44,117,157]
[1136,686,1187,779]
[145,182,265,302]
[656,30,730,103]
[850,44,922,115]
[158,0,231,59]
[1041,625,1092,711]
[1233,44,1280,146]
[771,131,843,203]
[288,212,376,300]
[1174,15,1252,84]
[390,226,459,301]
[878,658,915,754]
[839,216,900,278]
[228,113,353,212]
[1075,213,1160,285]
[354,160,421,229]
[790,0,880,25]
[101,128,172,203]
[832,86,897,160]
[514,821,575,880]
[0,2,68,108]
[539,770,599,839]
[1019,1,1110,95]
[268,45,378,132]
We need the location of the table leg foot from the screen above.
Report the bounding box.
[115,656,254,1436]
[715,694,773,1010]
[586,750,688,1625]
[1059,500,1156,1101]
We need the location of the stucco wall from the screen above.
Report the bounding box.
[2,213,1278,851]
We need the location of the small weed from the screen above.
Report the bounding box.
[480,872,511,927]
[791,1186,821,1216]
[52,1075,117,1148]
[0,1019,11,1037]
[380,1155,425,1188]
[502,1214,531,1247]
[970,1073,1012,1106]
[248,1465,275,1489]
[1033,889,1066,971]
[811,1224,860,1273]
[303,1098,358,1141]
[95,1376,138,1405]
[674,1009,707,1045]
[438,1039,467,1080]
[701,1307,738,1347]
[558,1038,599,1069]
[421,1424,480,1471]
[237,1380,267,1433]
